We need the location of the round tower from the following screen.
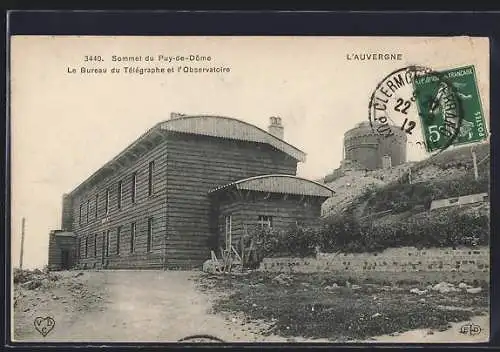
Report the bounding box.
[343,121,407,170]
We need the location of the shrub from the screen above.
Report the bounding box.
[244,224,320,266]
[318,210,489,253]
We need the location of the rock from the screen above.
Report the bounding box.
[23,307,30,312]
[325,283,339,290]
[466,287,482,294]
[52,295,59,300]
[202,259,221,274]
[351,284,361,290]
[410,288,428,295]
[73,272,84,278]
[272,273,292,285]
[20,280,42,290]
[371,312,382,318]
[252,303,257,307]
[432,282,458,293]
[419,298,426,303]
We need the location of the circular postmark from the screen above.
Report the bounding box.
[368,65,465,155]
[177,334,226,343]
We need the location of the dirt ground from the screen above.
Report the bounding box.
[12,270,490,343]
[13,270,291,342]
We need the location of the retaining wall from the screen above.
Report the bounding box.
[258,246,489,274]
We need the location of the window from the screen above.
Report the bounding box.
[79,203,83,224]
[105,230,110,257]
[94,234,97,257]
[147,217,153,252]
[130,222,136,253]
[86,200,90,223]
[117,180,123,209]
[258,215,273,229]
[116,226,122,254]
[131,173,137,204]
[225,215,232,251]
[148,161,155,196]
[95,193,99,218]
[84,236,88,258]
[105,189,110,215]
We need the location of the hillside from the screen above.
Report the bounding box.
[322,141,490,218]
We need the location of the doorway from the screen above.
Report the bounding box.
[61,250,71,269]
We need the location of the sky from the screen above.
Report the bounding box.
[10,36,489,269]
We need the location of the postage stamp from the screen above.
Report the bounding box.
[413,65,488,152]
[10,34,490,344]
[369,64,488,155]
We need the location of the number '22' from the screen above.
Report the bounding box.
[394,98,411,114]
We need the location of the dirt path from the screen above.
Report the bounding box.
[14,270,489,343]
[15,270,289,342]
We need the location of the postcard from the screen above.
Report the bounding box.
[10,35,490,343]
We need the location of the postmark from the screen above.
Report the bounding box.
[368,65,467,154]
[33,316,56,337]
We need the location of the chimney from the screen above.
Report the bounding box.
[170,112,186,120]
[268,116,284,140]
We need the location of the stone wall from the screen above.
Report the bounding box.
[430,193,488,211]
[258,246,489,274]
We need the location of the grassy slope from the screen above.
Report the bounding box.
[344,142,490,219]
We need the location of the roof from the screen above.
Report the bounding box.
[209,174,335,198]
[160,115,306,162]
[50,231,77,238]
[68,114,307,196]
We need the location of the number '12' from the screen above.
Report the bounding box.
[401,118,416,134]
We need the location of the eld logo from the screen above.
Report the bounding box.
[459,323,482,336]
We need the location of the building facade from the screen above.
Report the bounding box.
[48,114,334,270]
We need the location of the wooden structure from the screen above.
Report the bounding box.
[47,230,78,271]
[51,114,334,270]
[209,174,334,252]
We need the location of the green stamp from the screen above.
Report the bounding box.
[413,65,488,152]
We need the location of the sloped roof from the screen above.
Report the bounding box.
[160,115,306,162]
[69,114,306,196]
[51,231,77,238]
[209,174,335,198]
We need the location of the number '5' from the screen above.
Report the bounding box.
[428,125,440,142]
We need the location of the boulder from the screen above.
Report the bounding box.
[432,282,458,293]
[458,282,473,290]
[202,259,221,274]
[466,287,482,294]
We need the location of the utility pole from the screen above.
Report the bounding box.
[19,217,26,270]
[471,147,479,180]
